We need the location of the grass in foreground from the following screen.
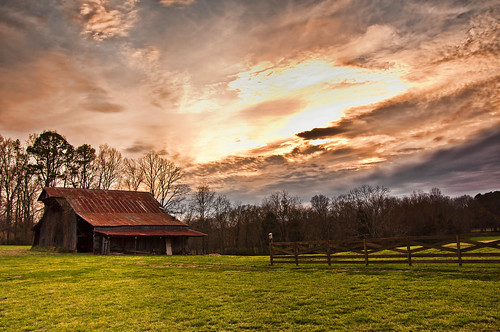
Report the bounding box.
[0,246,499,331]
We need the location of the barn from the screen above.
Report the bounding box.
[32,187,206,255]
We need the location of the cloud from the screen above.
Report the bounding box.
[189,126,500,203]
[81,96,124,113]
[159,0,196,8]
[362,127,500,196]
[1,0,499,203]
[78,0,139,40]
[124,141,156,154]
[239,99,304,120]
[297,74,500,141]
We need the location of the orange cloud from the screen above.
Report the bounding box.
[159,0,196,7]
[79,0,138,40]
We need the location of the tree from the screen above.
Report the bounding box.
[472,191,500,231]
[122,158,143,191]
[0,137,23,241]
[213,194,232,251]
[138,152,188,213]
[70,144,96,189]
[329,194,358,240]
[0,135,40,244]
[95,144,122,190]
[189,185,216,253]
[262,191,301,242]
[344,185,391,237]
[310,194,331,240]
[26,131,74,188]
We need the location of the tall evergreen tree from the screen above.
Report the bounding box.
[26,131,74,188]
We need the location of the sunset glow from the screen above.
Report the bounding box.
[1,0,499,202]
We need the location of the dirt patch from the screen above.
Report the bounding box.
[0,275,22,279]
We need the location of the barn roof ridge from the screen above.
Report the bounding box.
[40,187,154,198]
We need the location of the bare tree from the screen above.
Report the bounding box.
[262,191,301,241]
[0,136,40,244]
[213,194,232,251]
[0,137,23,242]
[310,194,331,240]
[138,152,188,213]
[139,152,162,198]
[190,184,215,225]
[121,158,143,191]
[189,184,216,253]
[95,144,122,190]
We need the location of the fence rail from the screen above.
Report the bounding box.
[269,232,500,266]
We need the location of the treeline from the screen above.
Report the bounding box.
[185,186,500,255]
[1,131,499,251]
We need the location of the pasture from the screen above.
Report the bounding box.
[0,246,499,331]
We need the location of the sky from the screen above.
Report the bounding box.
[1,0,499,203]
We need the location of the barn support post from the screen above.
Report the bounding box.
[105,236,110,255]
[166,237,172,255]
[93,231,98,254]
[134,236,137,254]
[100,236,104,255]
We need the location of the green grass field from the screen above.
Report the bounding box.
[1,246,499,331]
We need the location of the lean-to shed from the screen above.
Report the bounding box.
[32,187,206,255]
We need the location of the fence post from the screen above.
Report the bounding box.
[363,238,369,266]
[294,242,299,266]
[407,237,412,266]
[326,240,331,266]
[269,233,274,266]
[456,234,462,266]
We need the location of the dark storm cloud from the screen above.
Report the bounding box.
[223,127,500,202]
[296,123,350,140]
[362,128,500,196]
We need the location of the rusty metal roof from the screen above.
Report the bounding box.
[40,187,187,227]
[95,229,206,237]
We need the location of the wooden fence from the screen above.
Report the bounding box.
[269,232,500,266]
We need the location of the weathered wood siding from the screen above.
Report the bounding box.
[172,237,187,254]
[37,198,77,251]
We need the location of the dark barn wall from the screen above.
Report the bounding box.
[92,235,190,255]
[172,237,187,254]
[76,217,94,252]
[93,233,103,254]
[37,198,77,251]
[109,236,166,254]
